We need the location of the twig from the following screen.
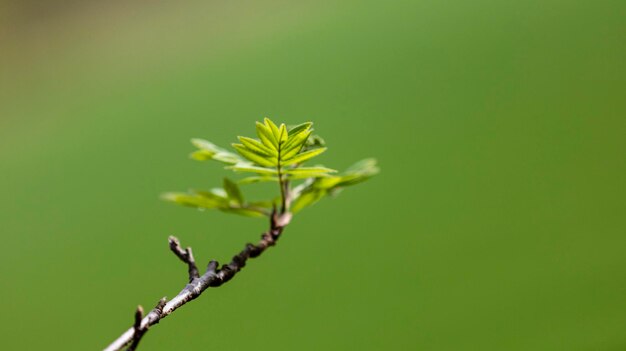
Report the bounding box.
[127,298,166,351]
[168,236,199,282]
[128,306,144,351]
[103,211,291,351]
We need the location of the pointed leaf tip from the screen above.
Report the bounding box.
[256,121,278,150]
[288,122,313,136]
[238,136,276,156]
[227,163,279,175]
[282,147,327,166]
[232,143,277,167]
[278,123,288,144]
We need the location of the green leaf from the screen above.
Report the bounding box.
[212,152,243,164]
[287,160,378,213]
[256,122,278,150]
[238,176,280,184]
[313,176,343,189]
[265,118,281,141]
[232,144,277,167]
[288,122,313,136]
[227,163,279,175]
[282,147,327,166]
[190,138,242,164]
[290,189,326,213]
[191,138,219,152]
[285,166,336,175]
[190,150,214,161]
[223,178,244,204]
[238,136,276,157]
[193,188,228,201]
[284,166,337,178]
[161,192,223,209]
[278,123,288,145]
[336,158,380,187]
[220,207,265,217]
[281,131,311,159]
[285,173,328,181]
[346,158,379,173]
[302,159,379,191]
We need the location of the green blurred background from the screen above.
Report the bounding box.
[1,0,625,350]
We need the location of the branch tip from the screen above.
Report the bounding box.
[134,306,143,330]
[207,260,218,272]
[128,306,146,351]
[168,236,199,281]
[168,236,180,249]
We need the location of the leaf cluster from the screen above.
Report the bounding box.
[163,118,378,216]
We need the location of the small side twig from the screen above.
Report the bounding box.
[128,306,144,351]
[168,236,199,282]
[127,298,167,351]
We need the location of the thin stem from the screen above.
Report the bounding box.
[277,136,288,214]
[278,171,287,214]
[282,179,290,210]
